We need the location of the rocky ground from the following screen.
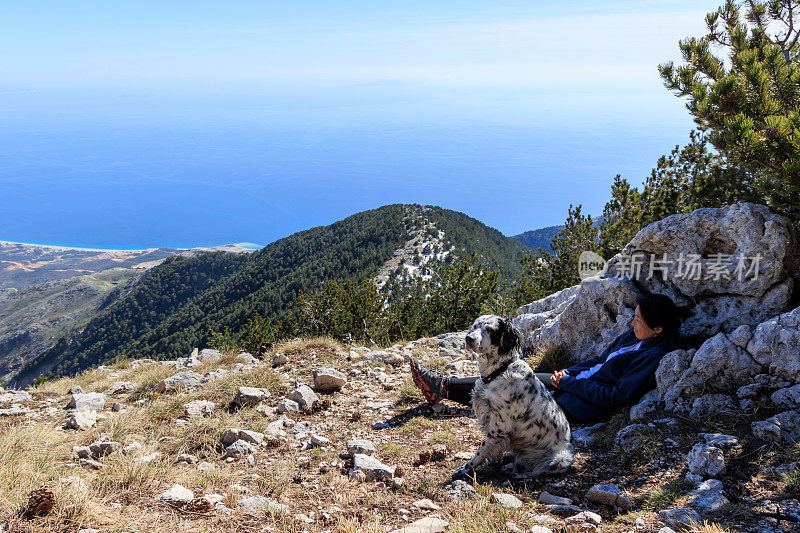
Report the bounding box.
[0,336,797,533]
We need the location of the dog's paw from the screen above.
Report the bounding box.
[453,463,476,479]
[500,462,518,476]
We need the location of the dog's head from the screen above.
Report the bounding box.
[465,315,519,371]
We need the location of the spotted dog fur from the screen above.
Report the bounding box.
[456,315,575,478]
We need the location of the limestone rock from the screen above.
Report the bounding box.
[686,479,730,511]
[221,428,264,446]
[66,392,106,412]
[351,453,395,481]
[287,384,319,408]
[0,390,31,403]
[687,443,726,478]
[183,400,215,418]
[272,353,289,366]
[88,441,121,458]
[390,517,449,533]
[585,484,632,510]
[571,423,606,445]
[538,492,572,505]
[699,433,739,447]
[156,484,194,507]
[65,410,97,430]
[237,495,287,516]
[313,368,348,391]
[152,372,203,393]
[658,508,702,529]
[197,348,222,363]
[491,493,523,508]
[233,387,271,408]
[224,439,256,459]
[771,384,800,410]
[752,410,800,443]
[689,394,738,418]
[747,305,800,383]
[275,399,300,414]
[614,424,648,448]
[236,352,258,364]
[369,351,405,366]
[346,439,377,456]
[105,381,135,395]
[630,389,661,420]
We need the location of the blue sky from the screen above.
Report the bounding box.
[0,1,728,248]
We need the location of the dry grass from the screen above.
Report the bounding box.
[273,336,344,356]
[528,341,573,373]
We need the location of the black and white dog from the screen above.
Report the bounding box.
[456,315,574,477]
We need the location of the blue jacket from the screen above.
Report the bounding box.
[553,328,677,423]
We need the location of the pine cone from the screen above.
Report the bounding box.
[26,487,55,517]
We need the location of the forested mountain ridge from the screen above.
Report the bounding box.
[11,204,530,385]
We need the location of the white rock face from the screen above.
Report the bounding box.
[65,410,98,430]
[197,348,222,363]
[514,203,797,360]
[686,479,730,511]
[0,390,31,403]
[66,392,106,411]
[224,439,256,459]
[748,305,800,383]
[312,368,347,391]
[346,439,377,456]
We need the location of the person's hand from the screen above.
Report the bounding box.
[550,370,568,388]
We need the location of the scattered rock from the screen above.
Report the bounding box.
[88,441,121,458]
[390,517,449,533]
[65,411,98,430]
[538,492,572,506]
[233,387,271,408]
[411,498,441,511]
[237,495,287,516]
[699,433,739,447]
[614,424,649,448]
[687,479,730,511]
[0,390,31,403]
[197,348,222,363]
[491,493,523,509]
[752,410,800,443]
[346,439,377,456]
[105,381,135,395]
[66,392,106,411]
[658,508,702,529]
[221,428,264,446]
[156,484,194,507]
[272,353,289,366]
[183,400,215,418]
[571,423,607,445]
[687,443,726,478]
[152,372,203,393]
[585,484,633,510]
[287,384,319,409]
[313,368,348,391]
[224,439,256,459]
[351,453,395,481]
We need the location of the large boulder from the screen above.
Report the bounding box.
[513,203,797,359]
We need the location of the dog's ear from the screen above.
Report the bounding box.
[499,319,519,355]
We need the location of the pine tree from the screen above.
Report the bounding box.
[658,0,800,215]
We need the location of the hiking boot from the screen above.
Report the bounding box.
[410,358,447,404]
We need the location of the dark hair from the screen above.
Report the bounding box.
[636,293,686,337]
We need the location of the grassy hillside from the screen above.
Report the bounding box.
[15,205,529,384]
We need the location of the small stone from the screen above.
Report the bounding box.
[176,453,198,464]
[156,484,194,507]
[236,352,258,364]
[237,495,287,516]
[183,400,215,418]
[67,393,106,411]
[275,399,300,414]
[312,368,348,391]
[221,428,264,446]
[346,439,376,456]
[111,402,124,412]
[529,527,554,533]
[698,433,739,447]
[225,439,256,459]
[197,461,213,472]
[687,443,726,478]
[69,386,83,395]
[686,479,730,511]
[122,441,141,455]
[152,371,203,393]
[233,387,271,408]
[389,517,449,533]
[105,381,135,395]
[288,384,319,408]
[491,493,523,509]
[88,441,121,458]
[272,353,289,366]
[351,453,395,481]
[309,434,330,447]
[197,348,222,363]
[538,491,572,505]
[412,498,441,511]
[585,484,632,510]
[658,508,701,529]
[136,452,160,464]
[65,411,97,430]
[570,422,607,445]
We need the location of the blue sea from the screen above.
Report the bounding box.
[0,85,696,249]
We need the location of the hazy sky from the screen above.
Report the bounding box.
[0,1,730,247]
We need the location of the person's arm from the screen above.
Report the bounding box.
[555,348,663,407]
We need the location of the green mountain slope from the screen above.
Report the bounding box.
[14,205,530,384]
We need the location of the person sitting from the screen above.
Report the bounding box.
[410,293,684,424]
